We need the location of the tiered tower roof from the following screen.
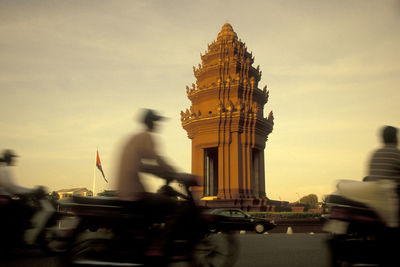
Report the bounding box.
[181,23,273,137]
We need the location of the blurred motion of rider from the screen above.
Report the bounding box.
[0,150,46,246]
[367,126,400,183]
[367,126,400,227]
[0,150,31,195]
[117,109,176,201]
[117,109,182,259]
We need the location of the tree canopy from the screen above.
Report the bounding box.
[299,194,318,209]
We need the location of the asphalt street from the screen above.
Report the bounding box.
[235,233,330,267]
[0,233,331,267]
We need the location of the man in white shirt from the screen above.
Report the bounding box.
[117,109,183,259]
[0,150,45,246]
[117,109,176,201]
[0,150,31,195]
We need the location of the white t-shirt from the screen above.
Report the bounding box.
[0,164,31,195]
[117,130,174,201]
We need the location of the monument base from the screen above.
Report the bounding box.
[196,197,284,212]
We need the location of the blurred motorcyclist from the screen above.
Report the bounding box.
[367,126,400,183]
[0,150,47,247]
[0,150,32,195]
[117,109,176,201]
[366,125,400,226]
[116,109,188,260]
[365,125,400,267]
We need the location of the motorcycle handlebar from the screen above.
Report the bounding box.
[141,164,199,186]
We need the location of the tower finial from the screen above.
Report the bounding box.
[217,22,237,41]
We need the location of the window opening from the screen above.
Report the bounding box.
[204,147,218,196]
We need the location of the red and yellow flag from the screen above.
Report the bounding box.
[96,150,108,183]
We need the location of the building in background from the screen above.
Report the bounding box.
[56,187,93,200]
[181,23,274,210]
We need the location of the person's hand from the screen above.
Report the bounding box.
[178,173,199,186]
[157,185,177,197]
[33,186,47,197]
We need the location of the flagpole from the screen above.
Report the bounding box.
[92,148,97,197]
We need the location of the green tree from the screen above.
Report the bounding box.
[299,194,318,209]
[50,191,60,201]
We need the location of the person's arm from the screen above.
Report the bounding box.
[1,168,31,195]
[142,133,176,174]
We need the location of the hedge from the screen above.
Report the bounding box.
[248,212,322,219]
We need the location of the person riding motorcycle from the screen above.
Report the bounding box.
[0,150,32,195]
[117,109,177,201]
[324,126,400,229]
[0,149,46,199]
[367,125,400,183]
[339,126,400,228]
[0,150,48,249]
[60,111,236,266]
[324,126,400,266]
[116,109,195,260]
[366,125,400,222]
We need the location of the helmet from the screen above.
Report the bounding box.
[382,126,398,144]
[3,150,18,165]
[141,109,165,127]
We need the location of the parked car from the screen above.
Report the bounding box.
[204,208,276,234]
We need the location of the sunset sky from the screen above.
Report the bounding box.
[1,0,399,202]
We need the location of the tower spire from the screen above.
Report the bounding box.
[217,23,238,41]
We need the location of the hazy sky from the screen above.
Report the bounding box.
[1,0,399,202]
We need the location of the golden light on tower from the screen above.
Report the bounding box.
[181,23,274,203]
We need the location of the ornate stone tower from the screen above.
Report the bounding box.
[181,23,274,201]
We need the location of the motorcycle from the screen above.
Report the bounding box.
[323,179,399,267]
[0,188,67,254]
[60,171,239,267]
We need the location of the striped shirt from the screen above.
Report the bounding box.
[368,144,400,182]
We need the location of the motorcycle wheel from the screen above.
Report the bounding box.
[328,234,384,267]
[68,230,149,267]
[67,231,116,266]
[39,227,70,254]
[39,216,79,255]
[192,232,239,267]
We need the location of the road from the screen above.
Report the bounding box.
[0,234,331,267]
[235,233,330,267]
